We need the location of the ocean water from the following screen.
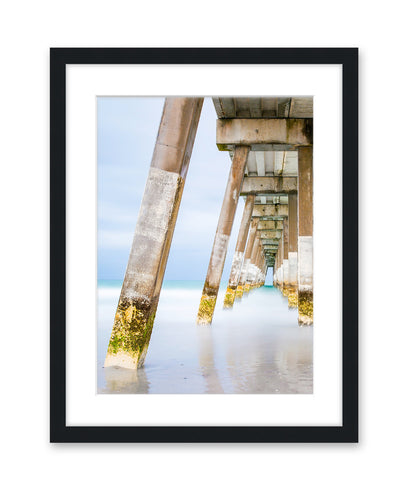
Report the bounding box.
[97,280,313,394]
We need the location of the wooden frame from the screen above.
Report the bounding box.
[50,47,358,443]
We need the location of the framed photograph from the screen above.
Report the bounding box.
[50,47,358,442]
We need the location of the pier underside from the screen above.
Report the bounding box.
[106,96,313,369]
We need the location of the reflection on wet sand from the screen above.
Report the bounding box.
[97,283,313,394]
[101,365,149,394]
[197,327,224,393]
[225,325,312,394]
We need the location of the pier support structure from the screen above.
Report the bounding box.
[224,194,255,308]
[273,247,279,287]
[297,146,313,325]
[235,219,258,299]
[282,217,289,296]
[246,234,260,291]
[274,239,282,288]
[105,97,203,369]
[197,146,250,324]
[287,192,298,308]
[198,97,313,325]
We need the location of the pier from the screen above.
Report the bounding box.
[105,96,313,369]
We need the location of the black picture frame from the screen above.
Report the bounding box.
[50,47,358,443]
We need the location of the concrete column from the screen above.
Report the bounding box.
[259,254,266,286]
[236,219,258,298]
[273,252,279,287]
[288,193,298,308]
[297,146,313,325]
[224,194,255,308]
[279,228,284,288]
[245,235,260,291]
[197,146,250,324]
[282,217,289,295]
[252,246,261,288]
[276,241,283,287]
[260,252,266,286]
[105,97,203,369]
[263,261,267,285]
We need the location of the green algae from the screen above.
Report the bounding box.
[197,294,217,324]
[107,301,156,360]
[223,287,236,308]
[298,291,313,325]
[288,289,298,309]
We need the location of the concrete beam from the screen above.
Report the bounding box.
[258,216,286,222]
[254,194,288,205]
[257,220,284,231]
[252,204,288,218]
[240,176,297,195]
[217,118,313,151]
[259,230,281,239]
[261,239,279,246]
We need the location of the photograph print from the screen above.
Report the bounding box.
[97,96,314,395]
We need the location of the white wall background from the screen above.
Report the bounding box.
[1,1,415,498]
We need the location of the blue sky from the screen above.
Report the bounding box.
[97,97,271,283]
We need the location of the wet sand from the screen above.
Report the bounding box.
[97,281,313,394]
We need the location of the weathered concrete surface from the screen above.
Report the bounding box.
[259,230,281,239]
[258,220,284,231]
[252,247,263,287]
[298,237,312,320]
[236,219,258,298]
[224,194,255,308]
[240,176,297,195]
[273,251,279,287]
[246,236,260,291]
[287,252,298,308]
[297,146,313,325]
[274,229,284,289]
[287,193,298,307]
[197,146,250,324]
[213,97,313,119]
[242,150,299,176]
[217,118,313,150]
[105,97,204,369]
[279,218,288,295]
[288,192,298,286]
[252,204,288,218]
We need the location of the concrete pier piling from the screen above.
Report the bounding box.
[282,217,289,296]
[251,245,260,288]
[236,219,258,299]
[105,97,203,369]
[287,192,298,308]
[197,145,250,324]
[245,235,260,292]
[224,194,255,308]
[297,146,313,325]
[273,251,279,287]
